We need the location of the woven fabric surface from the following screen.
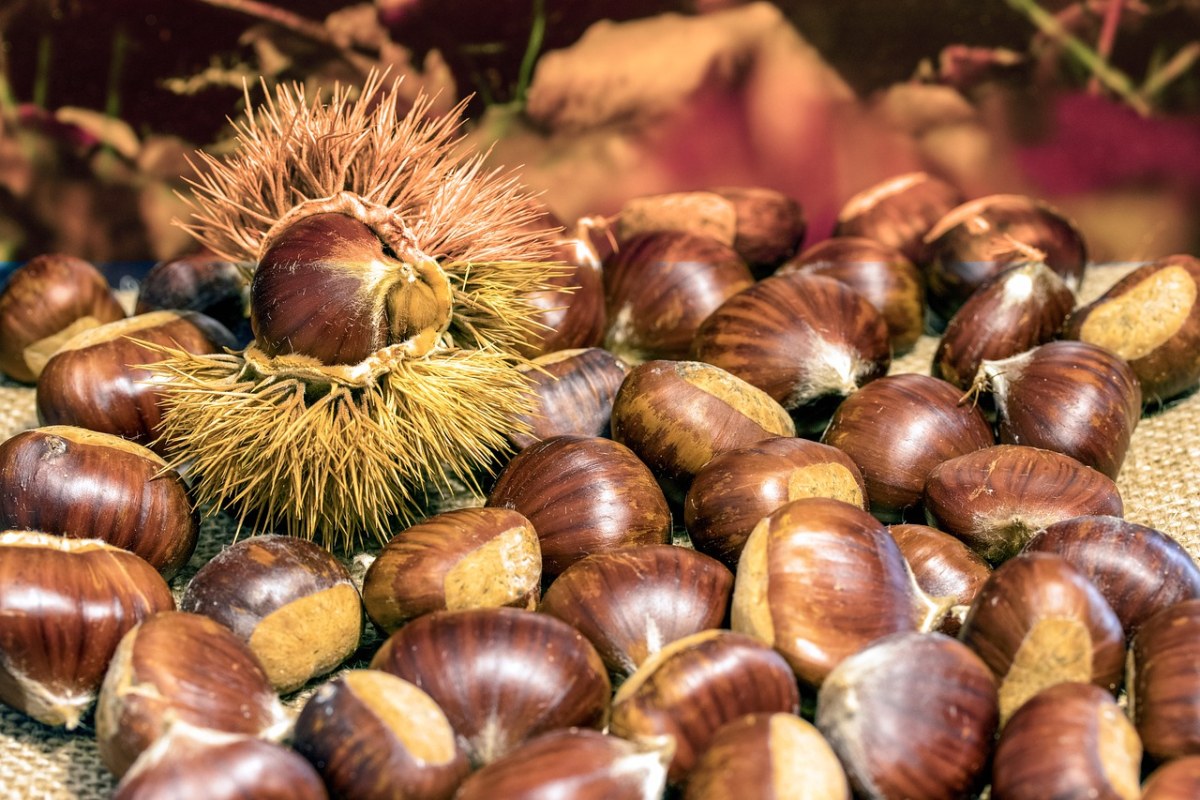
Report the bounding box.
[0,262,1197,798]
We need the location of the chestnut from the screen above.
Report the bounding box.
[0,531,174,728]
[616,191,740,246]
[180,535,362,693]
[361,507,541,633]
[991,682,1141,800]
[539,545,733,676]
[370,607,610,765]
[135,249,252,346]
[958,552,1125,724]
[486,435,670,580]
[0,253,126,383]
[0,426,198,578]
[1142,756,1200,799]
[506,347,629,451]
[815,632,998,800]
[292,670,470,800]
[1128,598,1200,762]
[684,436,868,569]
[889,523,991,637]
[518,219,607,358]
[710,186,807,275]
[833,171,963,264]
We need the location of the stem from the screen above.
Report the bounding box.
[33,32,51,107]
[514,0,546,106]
[105,25,128,120]
[1139,42,1200,100]
[1088,0,1125,94]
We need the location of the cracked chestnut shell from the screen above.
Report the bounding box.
[506,347,629,452]
[889,523,991,637]
[833,171,963,264]
[1128,598,1200,762]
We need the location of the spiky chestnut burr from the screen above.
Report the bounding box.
[144,74,562,548]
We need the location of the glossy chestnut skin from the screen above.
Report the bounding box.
[924,444,1124,563]
[611,360,795,503]
[1023,515,1200,639]
[1128,599,1200,762]
[959,552,1125,725]
[1064,254,1200,403]
[931,261,1075,390]
[816,632,999,800]
[293,670,469,800]
[684,436,868,569]
[711,186,807,276]
[539,545,733,676]
[362,507,540,633]
[609,629,800,784]
[889,523,991,636]
[991,682,1141,800]
[833,171,963,264]
[0,531,174,728]
[0,252,126,383]
[456,729,671,800]
[506,347,629,451]
[369,607,610,766]
[821,373,994,521]
[486,435,670,579]
[1141,756,1200,799]
[135,250,251,346]
[0,426,199,578]
[180,535,362,693]
[518,225,607,358]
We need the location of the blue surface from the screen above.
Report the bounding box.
[0,260,157,294]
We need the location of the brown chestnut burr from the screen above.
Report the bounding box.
[1141,756,1200,799]
[833,171,964,264]
[486,435,670,579]
[95,610,291,778]
[816,632,999,800]
[1128,599,1200,762]
[731,498,950,687]
[821,373,994,522]
[456,728,671,800]
[361,507,541,633]
[1023,515,1200,639]
[0,426,198,578]
[180,535,362,693]
[35,310,237,450]
[684,436,868,569]
[931,261,1076,390]
[684,712,849,800]
[922,194,1088,324]
[991,682,1141,800]
[293,670,470,800]
[602,230,754,363]
[0,531,174,728]
[924,444,1124,563]
[370,607,611,765]
[889,523,991,637]
[611,360,795,502]
[506,347,629,451]
[0,252,126,383]
[539,545,733,676]
[778,236,925,354]
[135,249,252,345]
[710,186,807,276]
[958,552,1125,725]
[518,220,607,358]
[609,629,800,784]
[1064,254,1200,403]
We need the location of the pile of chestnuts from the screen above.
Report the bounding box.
[2,169,1200,800]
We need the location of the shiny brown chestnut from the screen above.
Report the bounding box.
[370,607,610,765]
[456,728,671,800]
[293,670,469,800]
[95,610,291,778]
[0,426,198,578]
[486,435,670,579]
[362,507,541,633]
[609,629,800,784]
[0,531,174,728]
[616,191,742,246]
[731,498,948,687]
[539,545,733,676]
[611,360,795,503]
[506,347,629,451]
[1064,254,1200,403]
[180,535,362,693]
[821,373,994,521]
[889,523,991,637]
[0,252,126,383]
[959,552,1125,725]
[1141,756,1200,799]
[518,219,607,358]
[932,261,1075,390]
[833,171,963,264]
[816,632,999,800]
[991,682,1141,800]
[710,186,807,276]
[924,444,1124,563]
[684,436,868,569]
[684,713,849,800]
[1023,515,1200,639]
[135,249,251,345]
[1128,599,1200,762]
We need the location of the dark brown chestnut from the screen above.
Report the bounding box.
[0,252,126,383]
[889,523,991,637]
[684,436,868,569]
[486,435,670,580]
[816,632,999,800]
[539,544,733,676]
[369,607,610,765]
[1128,598,1200,762]
[0,531,174,728]
[361,507,541,633]
[506,347,629,451]
[135,249,251,345]
[0,426,198,578]
[833,171,964,264]
[710,186,807,276]
[1141,756,1200,799]
[518,219,607,358]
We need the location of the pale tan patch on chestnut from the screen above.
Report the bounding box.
[1080,265,1196,360]
[1097,699,1142,800]
[787,464,864,508]
[619,192,737,245]
[770,713,849,798]
[0,530,112,552]
[52,310,184,352]
[675,362,794,435]
[998,618,1092,724]
[23,315,104,376]
[443,524,540,611]
[249,583,361,693]
[613,629,724,707]
[731,518,776,647]
[838,172,928,221]
[342,670,459,765]
[36,426,169,465]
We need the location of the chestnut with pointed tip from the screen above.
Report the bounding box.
[1128,598,1200,762]
[889,523,991,637]
[506,347,628,451]
[833,171,963,264]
